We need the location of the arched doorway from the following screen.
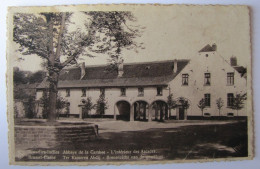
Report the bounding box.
[152,100,168,121]
[133,101,149,121]
[116,101,131,121]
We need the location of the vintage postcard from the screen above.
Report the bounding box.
[6,4,253,165]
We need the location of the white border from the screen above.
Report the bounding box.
[1,0,259,169]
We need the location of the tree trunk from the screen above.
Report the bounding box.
[48,71,59,122]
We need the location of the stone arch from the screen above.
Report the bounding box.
[132,100,149,121]
[151,100,168,121]
[115,100,131,121]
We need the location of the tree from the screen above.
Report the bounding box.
[13,68,28,85]
[82,97,95,118]
[231,93,247,116]
[28,70,46,84]
[56,95,67,119]
[14,12,143,122]
[95,94,108,116]
[39,90,68,119]
[167,94,177,117]
[23,96,36,118]
[198,98,206,116]
[216,98,224,116]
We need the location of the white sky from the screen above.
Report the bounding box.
[11,5,251,72]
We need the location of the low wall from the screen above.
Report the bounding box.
[15,124,98,149]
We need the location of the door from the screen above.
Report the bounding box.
[82,107,89,119]
[179,108,185,120]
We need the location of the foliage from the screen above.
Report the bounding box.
[39,91,68,119]
[23,96,36,118]
[231,93,247,116]
[178,97,190,109]
[216,98,224,116]
[56,95,68,117]
[197,98,206,116]
[13,12,143,121]
[39,90,49,119]
[28,71,46,83]
[95,94,108,115]
[82,97,95,111]
[167,94,177,109]
[13,68,28,84]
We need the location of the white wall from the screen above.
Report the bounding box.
[169,51,247,117]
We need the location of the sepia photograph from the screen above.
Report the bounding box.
[6,4,253,165]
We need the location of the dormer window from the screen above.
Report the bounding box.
[182,74,189,85]
[138,87,144,96]
[121,88,126,96]
[157,87,163,96]
[204,73,211,85]
[81,88,86,97]
[66,89,70,97]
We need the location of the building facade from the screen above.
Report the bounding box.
[36,44,247,121]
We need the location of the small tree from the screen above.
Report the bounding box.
[216,98,224,116]
[167,94,177,117]
[82,97,95,118]
[56,95,67,119]
[95,94,108,116]
[198,98,206,116]
[231,93,247,116]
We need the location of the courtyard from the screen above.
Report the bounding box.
[15,119,248,162]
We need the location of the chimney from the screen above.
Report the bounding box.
[230,56,237,66]
[80,62,86,79]
[173,59,178,73]
[212,43,217,51]
[118,59,124,77]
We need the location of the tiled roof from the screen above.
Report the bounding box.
[37,60,189,89]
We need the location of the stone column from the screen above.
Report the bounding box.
[79,106,82,119]
[130,104,134,121]
[114,104,117,120]
[148,105,152,122]
[176,108,179,120]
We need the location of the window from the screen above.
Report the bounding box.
[157,87,163,96]
[227,93,234,107]
[81,88,86,97]
[138,87,144,96]
[182,74,189,85]
[227,72,234,85]
[66,89,70,97]
[100,88,105,95]
[204,73,211,85]
[204,93,211,107]
[121,88,126,96]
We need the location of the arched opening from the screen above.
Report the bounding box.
[116,101,131,121]
[151,100,168,121]
[133,101,149,121]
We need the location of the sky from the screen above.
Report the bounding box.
[10,5,251,72]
